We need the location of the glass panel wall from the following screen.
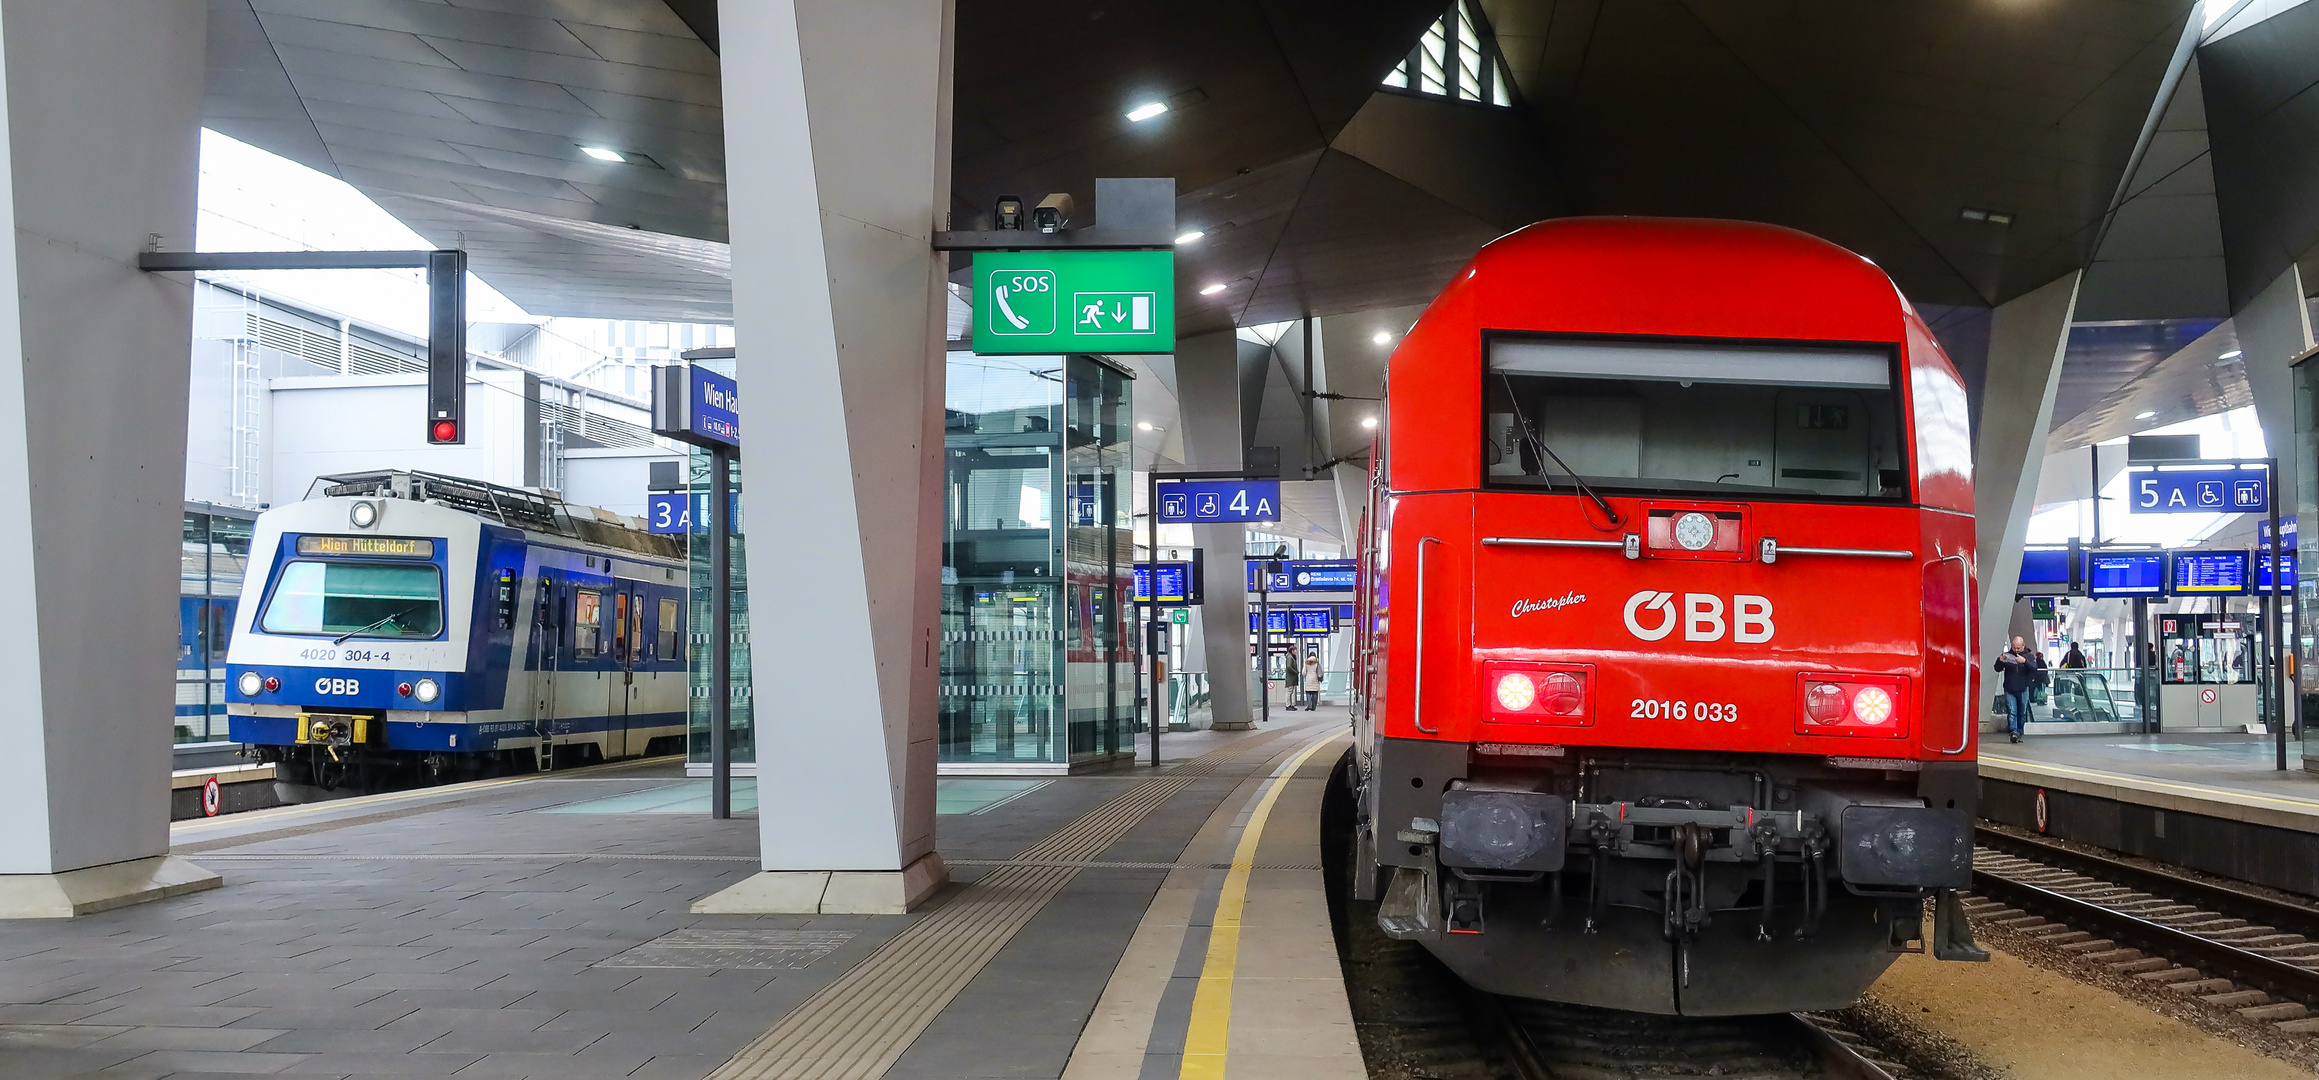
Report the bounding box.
[942,352,1134,768]
[179,507,256,745]
[685,356,755,772]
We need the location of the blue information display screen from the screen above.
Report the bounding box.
[2172,550,2249,594]
[2017,548,2073,587]
[1335,603,1356,621]
[1290,607,1335,634]
[2086,552,2167,597]
[2260,552,2297,594]
[1247,609,1290,633]
[1249,558,1361,592]
[1132,562,1198,604]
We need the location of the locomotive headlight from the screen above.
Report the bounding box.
[1673,511,1716,551]
[1493,672,1536,712]
[237,671,263,697]
[1538,672,1584,715]
[413,677,440,704]
[349,500,378,529]
[1805,682,1847,723]
[1850,685,1895,725]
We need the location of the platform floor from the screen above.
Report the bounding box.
[0,713,1359,1080]
[1982,730,2319,832]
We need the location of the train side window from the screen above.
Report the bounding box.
[574,589,602,657]
[657,597,680,661]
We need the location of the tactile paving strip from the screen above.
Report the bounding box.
[704,726,1309,1080]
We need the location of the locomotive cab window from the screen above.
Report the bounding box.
[1484,337,1906,500]
[657,597,680,660]
[259,561,444,639]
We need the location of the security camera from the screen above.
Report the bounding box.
[1032,193,1075,234]
[993,194,1024,231]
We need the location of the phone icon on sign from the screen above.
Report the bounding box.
[995,285,1031,330]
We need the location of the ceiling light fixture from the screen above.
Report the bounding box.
[1361,416,1379,429]
[1137,421,1155,432]
[1199,283,1226,295]
[1372,331,1392,345]
[1126,102,1168,122]
[2220,349,2243,359]
[580,146,626,162]
[2135,410,2158,420]
[1959,207,2013,226]
[1175,230,1205,245]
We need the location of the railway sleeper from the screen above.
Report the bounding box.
[2170,978,2239,995]
[2239,1002,2310,1022]
[2135,967,2205,984]
[2201,989,2274,1008]
[2109,957,2173,974]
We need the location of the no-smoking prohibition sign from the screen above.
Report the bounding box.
[201,776,221,817]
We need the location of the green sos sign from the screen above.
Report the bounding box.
[971,250,1174,355]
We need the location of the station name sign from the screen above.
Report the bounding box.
[650,363,739,449]
[972,250,1175,355]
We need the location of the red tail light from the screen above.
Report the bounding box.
[1795,673,1909,738]
[1483,661,1593,726]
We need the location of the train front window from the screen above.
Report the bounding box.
[1484,337,1906,500]
[260,561,444,639]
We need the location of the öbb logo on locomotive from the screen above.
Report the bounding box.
[1619,589,1773,642]
[314,677,361,696]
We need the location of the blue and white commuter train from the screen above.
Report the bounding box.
[226,470,689,788]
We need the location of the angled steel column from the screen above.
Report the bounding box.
[695,0,953,916]
[1171,329,1255,730]
[0,0,219,915]
[1973,272,2082,732]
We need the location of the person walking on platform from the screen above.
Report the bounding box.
[1301,652,1324,711]
[1993,636,2046,744]
[2061,643,2086,670]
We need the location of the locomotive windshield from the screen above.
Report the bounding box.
[259,560,445,639]
[1484,337,1906,501]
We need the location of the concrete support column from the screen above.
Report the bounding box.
[1973,272,2082,731]
[1172,329,1255,729]
[0,1,220,916]
[2239,266,2312,508]
[696,0,953,916]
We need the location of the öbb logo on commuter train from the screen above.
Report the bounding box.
[1621,591,1774,643]
[314,677,362,696]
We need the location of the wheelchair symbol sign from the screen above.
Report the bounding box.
[1194,493,1221,519]
[2195,480,2223,508]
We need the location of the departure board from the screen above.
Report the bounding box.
[2260,552,2297,594]
[2017,548,2073,586]
[1290,607,1335,634]
[1132,562,1198,604]
[2085,552,2166,597]
[2171,551,2248,595]
[1246,609,1291,633]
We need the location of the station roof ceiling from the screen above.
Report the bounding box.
[202,2,2317,384]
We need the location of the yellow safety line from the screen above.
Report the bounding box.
[1178,731,1343,1080]
[1980,753,2319,813]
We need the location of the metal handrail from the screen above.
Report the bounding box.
[1480,536,1624,549]
[1415,536,1441,734]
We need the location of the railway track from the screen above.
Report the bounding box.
[1483,998,1906,1080]
[1968,827,2319,1033]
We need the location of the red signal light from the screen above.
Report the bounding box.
[397,682,413,698]
[1795,673,1908,737]
[431,419,459,442]
[262,676,279,692]
[1482,662,1592,726]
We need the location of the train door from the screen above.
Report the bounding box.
[532,573,561,764]
[606,583,641,757]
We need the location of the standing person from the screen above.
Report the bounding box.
[1993,636,2046,744]
[2061,643,2087,670]
[1301,652,1324,711]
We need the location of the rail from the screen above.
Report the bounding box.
[1975,827,2319,940]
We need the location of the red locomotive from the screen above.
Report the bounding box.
[1346,218,1987,1016]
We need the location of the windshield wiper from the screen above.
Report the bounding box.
[1497,372,1622,527]
[334,608,415,645]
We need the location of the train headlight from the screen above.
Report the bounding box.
[1493,672,1535,712]
[1672,511,1716,551]
[413,677,440,704]
[1539,672,1584,715]
[1805,682,1847,723]
[1851,686,1894,725]
[238,671,264,697]
[349,500,378,528]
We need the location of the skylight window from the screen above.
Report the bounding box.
[1383,0,1515,107]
